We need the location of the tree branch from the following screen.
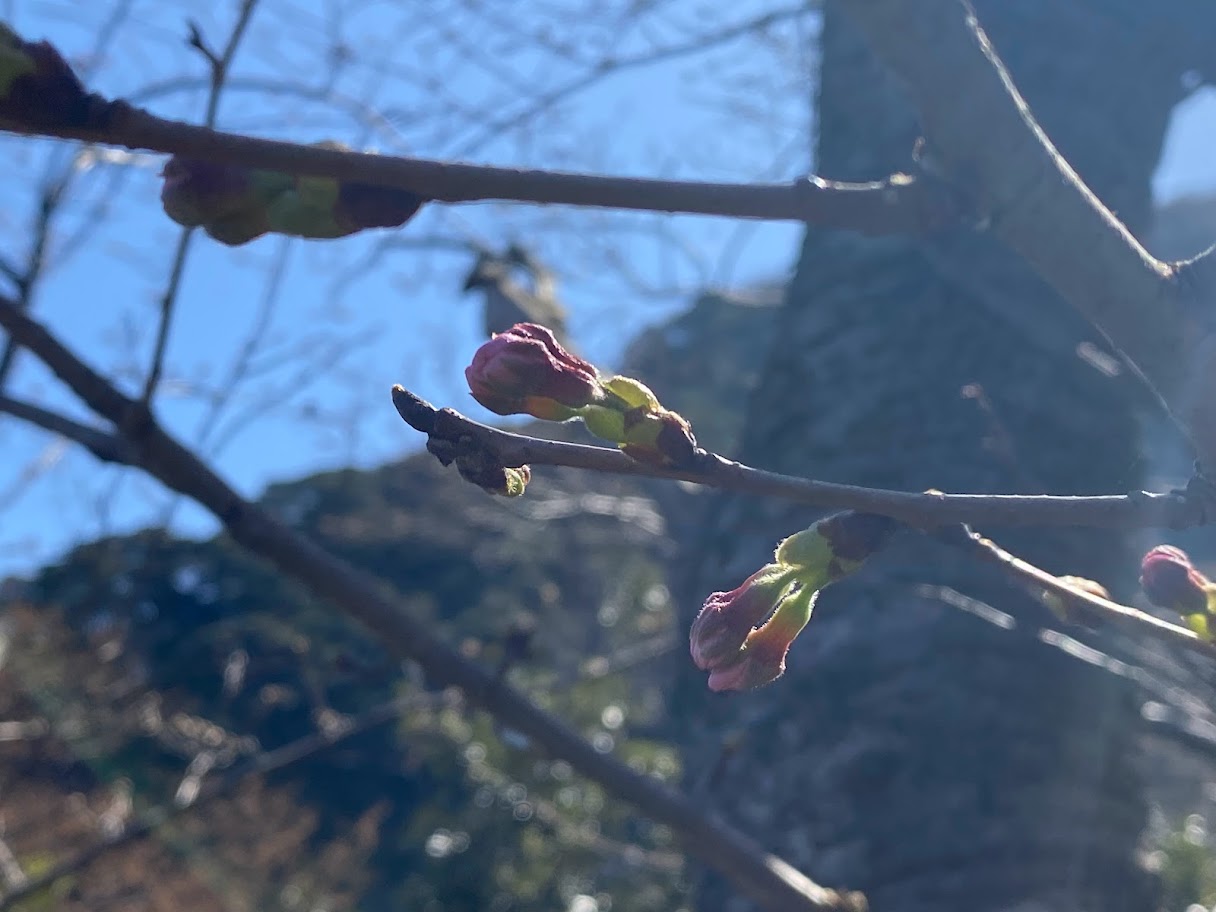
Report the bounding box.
[389,385,1205,530]
[0,295,862,912]
[0,394,134,465]
[835,0,1216,469]
[935,524,1216,658]
[0,100,954,235]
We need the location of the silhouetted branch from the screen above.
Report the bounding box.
[0,394,134,465]
[0,295,862,912]
[389,385,1204,530]
[142,0,260,405]
[0,100,955,235]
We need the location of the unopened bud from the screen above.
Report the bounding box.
[706,587,816,692]
[690,564,795,671]
[465,323,603,419]
[162,143,422,245]
[1140,545,1210,616]
[619,407,698,468]
[776,511,897,586]
[581,375,697,467]
[1042,576,1109,628]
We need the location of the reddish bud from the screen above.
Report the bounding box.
[706,589,816,692]
[465,323,602,418]
[690,565,794,671]
[1140,545,1210,616]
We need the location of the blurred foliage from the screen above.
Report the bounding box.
[1151,814,1216,912]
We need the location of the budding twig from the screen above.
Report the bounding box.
[390,385,1205,530]
[0,295,859,912]
[936,524,1216,658]
[0,22,956,236]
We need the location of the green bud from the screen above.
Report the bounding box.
[497,465,531,497]
[775,511,897,587]
[601,375,661,411]
[580,404,627,442]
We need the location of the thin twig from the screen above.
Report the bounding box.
[836,0,1215,467]
[938,524,1216,658]
[0,296,861,912]
[455,4,813,156]
[0,691,440,911]
[389,385,1203,530]
[141,0,260,405]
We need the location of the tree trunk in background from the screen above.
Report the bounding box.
[676,3,1191,911]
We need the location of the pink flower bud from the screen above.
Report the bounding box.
[465,323,602,418]
[689,565,793,671]
[706,590,815,692]
[1140,545,1210,616]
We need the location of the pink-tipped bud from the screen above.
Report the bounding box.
[706,589,816,692]
[465,323,602,419]
[1140,545,1210,616]
[689,565,794,671]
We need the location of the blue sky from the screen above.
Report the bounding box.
[0,0,1213,578]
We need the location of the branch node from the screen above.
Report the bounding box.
[1183,463,1216,526]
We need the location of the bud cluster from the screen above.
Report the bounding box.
[464,323,698,468]
[161,144,423,246]
[690,511,897,692]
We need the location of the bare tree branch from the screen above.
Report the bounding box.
[0,101,955,235]
[0,295,862,912]
[835,0,1216,469]
[389,385,1204,530]
[935,523,1216,658]
[0,394,134,465]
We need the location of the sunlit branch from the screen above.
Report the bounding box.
[389,385,1204,530]
[0,101,955,235]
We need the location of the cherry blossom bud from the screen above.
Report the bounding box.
[690,564,795,671]
[707,587,817,692]
[465,323,603,419]
[1140,545,1215,639]
[1140,545,1210,617]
